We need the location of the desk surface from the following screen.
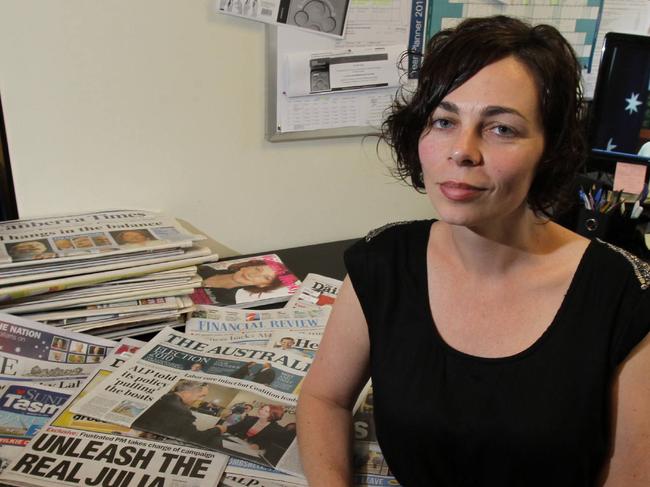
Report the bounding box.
[249,238,359,282]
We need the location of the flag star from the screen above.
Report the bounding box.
[606,138,617,151]
[625,92,642,114]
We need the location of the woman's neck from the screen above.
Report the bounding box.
[432,211,567,277]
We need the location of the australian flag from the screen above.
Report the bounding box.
[593,42,650,156]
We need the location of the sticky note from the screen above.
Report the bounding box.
[613,162,647,195]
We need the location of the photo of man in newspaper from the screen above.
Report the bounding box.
[6,240,56,262]
[131,379,224,448]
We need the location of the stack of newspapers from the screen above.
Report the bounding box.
[0,209,218,339]
[0,285,400,487]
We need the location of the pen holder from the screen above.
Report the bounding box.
[576,208,615,240]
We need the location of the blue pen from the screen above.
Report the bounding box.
[593,188,603,208]
[579,188,591,210]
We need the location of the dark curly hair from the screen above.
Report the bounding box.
[227,259,284,293]
[381,15,586,216]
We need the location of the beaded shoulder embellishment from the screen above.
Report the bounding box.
[597,238,650,290]
[365,221,414,242]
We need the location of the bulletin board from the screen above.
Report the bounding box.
[265,0,423,142]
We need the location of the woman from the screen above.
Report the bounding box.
[296,16,650,487]
[219,404,287,453]
[198,259,284,305]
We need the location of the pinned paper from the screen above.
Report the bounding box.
[613,162,647,195]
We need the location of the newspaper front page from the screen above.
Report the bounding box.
[0,210,205,268]
[0,382,73,472]
[186,306,325,344]
[70,328,310,475]
[283,273,341,313]
[0,313,116,387]
[0,337,228,487]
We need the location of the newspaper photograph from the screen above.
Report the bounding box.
[70,328,311,472]
[0,338,229,487]
[216,0,350,38]
[191,254,300,308]
[0,210,206,268]
[284,273,341,312]
[267,330,321,359]
[0,313,115,384]
[0,382,73,473]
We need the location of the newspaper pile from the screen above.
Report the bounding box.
[0,314,229,486]
[0,293,399,486]
[0,210,219,338]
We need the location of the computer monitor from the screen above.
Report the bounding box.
[588,32,650,172]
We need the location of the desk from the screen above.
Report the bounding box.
[242,237,359,282]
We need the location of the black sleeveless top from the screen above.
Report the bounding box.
[344,220,650,487]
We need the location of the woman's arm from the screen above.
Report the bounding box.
[297,276,371,487]
[601,333,650,486]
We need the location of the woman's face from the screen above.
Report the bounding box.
[418,56,545,231]
[258,405,271,419]
[233,265,277,288]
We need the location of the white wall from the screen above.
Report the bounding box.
[0,0,433,254]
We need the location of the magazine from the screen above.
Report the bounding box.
[70,327,311,475]
[0,210,206,268]
[0,338,229,487]
[0,382,73,473]
[216,0,350,38]
[0,313,116,386]
[284,273,341,313]
[191,254,300,308]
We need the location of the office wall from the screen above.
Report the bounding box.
[0,0,433,254]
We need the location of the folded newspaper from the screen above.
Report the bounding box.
[70,327,310,476]
[0,338,229,487]
[0,381,73,473]
[284,273,341,312]
[0,313,116,388]
[0,210,205,268]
